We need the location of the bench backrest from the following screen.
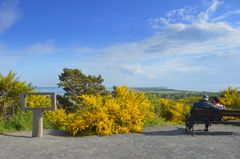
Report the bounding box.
[191,109,240,117]
[221,110,240,117]
[191,108,219,117]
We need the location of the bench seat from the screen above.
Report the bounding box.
[192,120,240,124]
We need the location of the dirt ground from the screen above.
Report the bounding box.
[0,125,240,159]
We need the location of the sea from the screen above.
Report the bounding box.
[36,87,114,95]
[36,87,65,95]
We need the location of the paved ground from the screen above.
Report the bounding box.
[0,125,240,159]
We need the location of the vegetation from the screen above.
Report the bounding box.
[57,68,109,112]
[58,68,107,96]
[0,71,54,132]
[45,86,153,136]
[157,98,191,124]
[144,91,219,100]
[26,95,52,108]
[220,86,240,110]
[0,71,34,132]
[0,69,240,136]
[0,71,33,119]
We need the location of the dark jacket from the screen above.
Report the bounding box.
[192,100,217,110]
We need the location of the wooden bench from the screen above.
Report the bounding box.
[185,109,240,136]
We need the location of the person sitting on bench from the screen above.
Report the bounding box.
[212,96,225,110]
[190,95,221,132]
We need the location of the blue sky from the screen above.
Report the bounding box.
[0,0,240,91]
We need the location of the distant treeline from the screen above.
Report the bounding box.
[146,92,220,99]
[131,87,220,99]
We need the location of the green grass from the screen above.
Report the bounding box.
[0,110,55,133]
[43,117,56,129]
[0,110,33,132]
[144,117,165,127]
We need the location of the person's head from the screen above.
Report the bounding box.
[212,96,220,104]
[202,95,209,101]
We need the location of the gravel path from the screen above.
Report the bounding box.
[0,125,240,159]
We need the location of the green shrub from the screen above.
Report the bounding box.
[144,115,164,127]
[0,110,32,132]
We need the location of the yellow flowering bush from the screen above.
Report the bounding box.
[220,87,240,110]
[220,87,240,120]
[25,95,68,129]
[26,95,51,108]
[44,109,67,129]
[65,86,153,136]
[159,98,190,124]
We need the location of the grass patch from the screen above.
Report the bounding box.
[0,110,56,133]
[0,111,33,132]
[144,117,165,127]
[43,117,57,129]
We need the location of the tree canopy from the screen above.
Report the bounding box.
[58,68,108,97]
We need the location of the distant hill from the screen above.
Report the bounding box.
[130,87,213,93]
[36,86,220,97]
[129,87,220,99]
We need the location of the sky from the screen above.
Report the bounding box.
[0,0,240,91]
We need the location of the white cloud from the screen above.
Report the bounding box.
[85,0,240,80]
[156,58,207,73]
[213,9,240,22]
[148,17,169,29]
[0,0,20,34]
[145,0,240,58]
[2,1,239,78]
[196,0,223,23]
[149,0,225,29]
[0,41,59,67]
[22,41,58,57]
[122,64,144,75]
[118,58,208,81]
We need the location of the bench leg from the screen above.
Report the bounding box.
[185,122,188,133]
[191,125,194,136]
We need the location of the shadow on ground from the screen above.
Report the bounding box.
[1,128,238,138]
[141,127,237,136]
[0,132,32,138]
[0,129,72,138]
[46,129,72,137]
